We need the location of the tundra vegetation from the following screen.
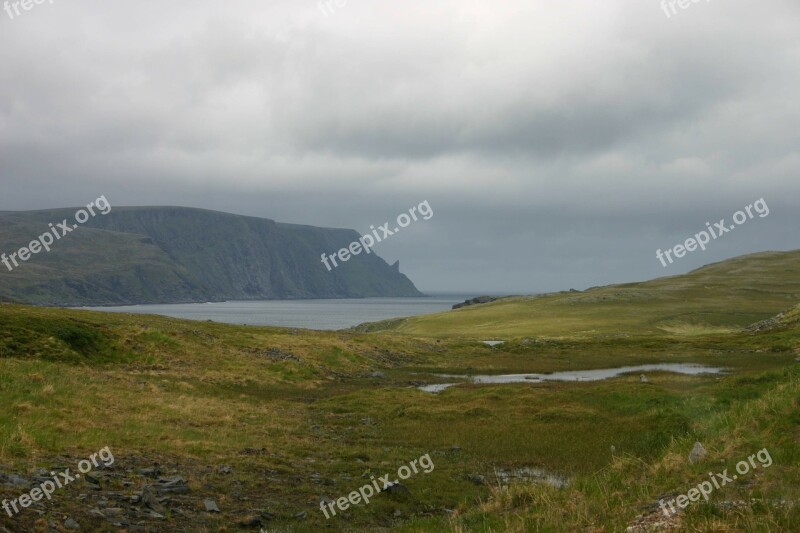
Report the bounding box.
[1,250,799,531]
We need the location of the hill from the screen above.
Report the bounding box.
[0,206,422,305]
[357,250,800,338]
[0,270,798,531]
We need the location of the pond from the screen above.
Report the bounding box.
[419,363,726,393]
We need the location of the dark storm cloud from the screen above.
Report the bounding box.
[1,0,799,292]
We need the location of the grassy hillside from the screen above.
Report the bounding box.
[0,251,799,531]
[0,206,422,305]
[360,250,800,338]
[0,303,797,531]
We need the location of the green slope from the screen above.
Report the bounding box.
[361,250,800,338]
[0,274,798,531]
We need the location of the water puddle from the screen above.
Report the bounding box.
[493,467,569,489]
[482,340,505,347]
[419,363,726,393]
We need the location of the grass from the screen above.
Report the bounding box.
[359,250,800,339]
[1,250,799,531]
[436,364,800,532]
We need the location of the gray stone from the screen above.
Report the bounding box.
[385,482,410,495]
[137,467,159,477]
[689,442,708,464]
[64,518,80,530]
[204,499,220,513]
[84,474,101,486]
[141,485,166,514]
[6,474,30,487]
[640,374,649,383]
[152,476,190,494]
[467,473,485,485]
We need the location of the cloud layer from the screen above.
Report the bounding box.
[1,0,798,292]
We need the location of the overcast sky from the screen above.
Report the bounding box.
[1,0,798,293]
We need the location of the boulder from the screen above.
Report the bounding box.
[689,442,707,464]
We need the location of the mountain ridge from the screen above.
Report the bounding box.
[0,206,422,305]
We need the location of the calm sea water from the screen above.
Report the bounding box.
[76,295,473,330]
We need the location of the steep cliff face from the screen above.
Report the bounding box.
[0,207,422,305]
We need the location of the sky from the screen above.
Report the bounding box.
[1,0,798,294]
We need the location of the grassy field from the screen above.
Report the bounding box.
[0,251,799,531]
[357,250,800,339]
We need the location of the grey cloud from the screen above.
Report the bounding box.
[0,0,799,293]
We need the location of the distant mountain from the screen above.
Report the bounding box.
[0,206,422,306]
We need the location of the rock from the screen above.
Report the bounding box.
[256,348,301,362]
[689,442,708,464]
[467,474,485,485]
[137,466,160,477]
[3,474,30,487]
[217,465,233,474]
[625,505,683,532]
[295,511,307,519]
[746,313,785,333]
[151,476,190,494]
[204,499,220,513]
[240,447,268,456]
[141,485,166,514]
[369,371,386,379]
[83,473,101,486]
[640,374,649,383]
[385,482,410,495]
[64,518,80,530]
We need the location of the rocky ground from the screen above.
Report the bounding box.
[0,454,292,532]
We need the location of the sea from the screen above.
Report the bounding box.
[75,295,478,330]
